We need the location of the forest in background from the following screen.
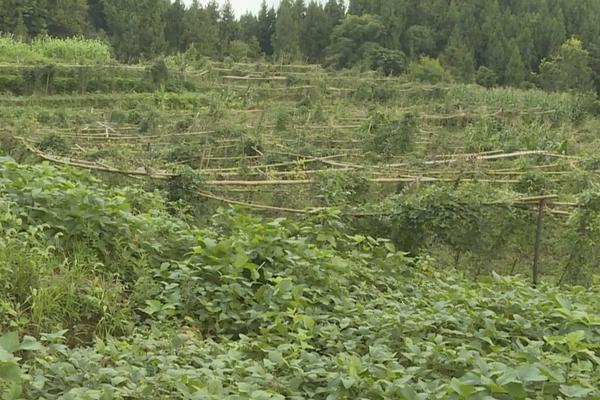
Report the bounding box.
[1,0,600,93]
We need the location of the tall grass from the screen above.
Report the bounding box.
[0,35,114,65]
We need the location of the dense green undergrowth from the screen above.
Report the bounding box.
[0,37,114,65]
[1,158,600,399]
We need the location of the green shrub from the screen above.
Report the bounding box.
[365,44,407,76]
[367,111,417,157]
[148,58,169,88]
[38,134,70,156]
[475,66,498,88]
[406,57,452,83]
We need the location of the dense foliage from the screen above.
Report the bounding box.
[1,159,600,399]
[0,36,113,64]
[1,24,600,396]
[1,0,600,93]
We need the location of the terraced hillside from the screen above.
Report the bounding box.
[1,39,600,399]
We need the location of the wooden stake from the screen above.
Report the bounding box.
[532,199,546,287]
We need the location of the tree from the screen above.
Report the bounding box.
[13,9,29,39]
[481,0,509,83]
[102,0,167,61]
[0,0,48,37]
[293,0,306,22]
[366,44,406,76]
[539,37,594,92]
[324,0,345,24]
[375,0,407,50]
[505,41,527,86]
[587,42,600,95]
[300,1,329,62]
[441,29,475,82]
[46,0,88,36]
[87,0,108,34]
[515,26,536,72]
[531,6,566,64]
[164,0,185,53]
[272,0,301,62]
[347,0,369,15]
[325,14,385,69]
[406,25,436,58]
[219,1,239,56]
[182,0,218,58]
[257,1,276,55]
[475,66,497,88]
[239,12,259,43]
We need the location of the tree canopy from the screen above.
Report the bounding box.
[0,0,599,93]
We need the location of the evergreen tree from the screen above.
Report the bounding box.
[406,25,436,58]
[293,0,306,22]
[87,0,107,34]
[182,0,218,58]
[481,0,508,77]
[164,0,185,53]
[102,0,167,61]
[505,41,527,85]
[219,1,239,56]
[371,0,406,50]
[516,25,536,72]
[0,0,48,37]
[239,12,259,43]
[347,0,369,15]
[13,9,29,39]
[272,0,301,62]
[46,0,88,36]
[531,6,566,64]
[441,29,475,82]
[324,0,345,24]
[257,1,276,56]
[300,1,329,62]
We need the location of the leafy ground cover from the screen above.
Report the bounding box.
[2,40,600,398]
[1,159,600,399]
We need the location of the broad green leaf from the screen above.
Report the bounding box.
[268,351,285,365]
[559,385,594,398]
[0,362,21,382]
[141,300,163,316]
[555,295,572,311]
[450,378,479,396]
[515,364,547,382]
[398,386,419,400]
[0,332,19,353]
[0,348,12,362]
[19,336,43,351]
[565,331,586,349]
[504,382,527,399]
[251,390,275,400]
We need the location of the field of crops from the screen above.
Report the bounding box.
[1,40,600,399]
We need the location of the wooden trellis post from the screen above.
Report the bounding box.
[532,199,546,287]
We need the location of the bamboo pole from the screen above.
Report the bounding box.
[532,199,546,287]
[198,191,323,214]
[17,138,176,179]
[199,154,346,173]
[203,176,521,186]
[221,75,288,81]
